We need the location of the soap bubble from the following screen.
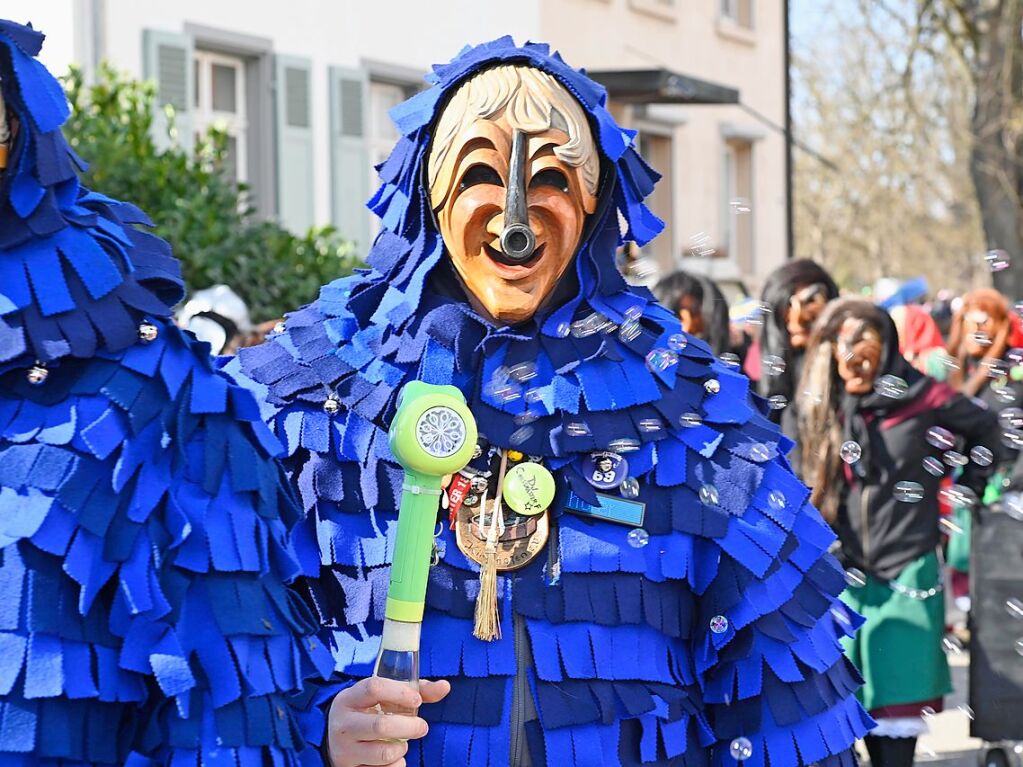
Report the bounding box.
[688,231,715,258]
[729,737,753,761]
[620,477,641,498]
[935,352,960,371]
[508,362,538,383]
[989,358,1011,378]
[999,408,1023,429]
[840,441,862,464]
[699,484,720,505]
[720,352,741,368]
[926,426,956,450]
[513,410,539,426]
[768,394,788,411]
[921,706,937,718]
[1004,429,1023,451]
[626,527,649,548]
[768,490,786,510]
[1015,638,1023,656]
[608,437,641,453]
[710,615,730,634]
[729,197,752,214]
[565,422,592,437]
[922,456,945,477]
[509,425,534,446]
[618,318,642,343]
[994,385,1017,406]
[679,412,702,428]
[750,443,771,462]
[1010,348,1023,365]
[941,484,977,510]
[624,305,643,321]
[572,312,609,338]
[844,568,866,588]
[1005,598,1023,619]
[939,517,963,536]
[646,348,678,372]
[985,249,1011,272]
[1005,492,1023,521]
[894,481,925,503]
[555,321,571,338]
[638,418,662,434]
[875,374,908,399]
[762,355,786,376]
[970,446,994,467]
[667,333,687,352]
[958,704,975,721]
[943,450,968,467]
[971,331,993,347]
[943,634,964,655]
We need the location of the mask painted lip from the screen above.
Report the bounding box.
[482,241,546,279]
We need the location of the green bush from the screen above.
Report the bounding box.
[62,64,362,321]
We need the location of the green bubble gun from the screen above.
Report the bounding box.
[373,381,477,714]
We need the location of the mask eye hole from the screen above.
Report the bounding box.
[458,164,503,192]
[529,168,569,193]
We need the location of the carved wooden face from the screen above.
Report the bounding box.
[835,317,883,394]
[431,108,597,325]
[785,282,831,350]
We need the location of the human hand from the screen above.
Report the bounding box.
[326,677,451,766]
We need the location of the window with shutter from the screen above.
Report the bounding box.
[274,55,315,233]
[143,29,195,151]
[329,67,370,254]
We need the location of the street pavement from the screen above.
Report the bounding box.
[858,652,991,767]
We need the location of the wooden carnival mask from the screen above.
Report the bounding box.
[428,65,599,325]
[835,317,883,395]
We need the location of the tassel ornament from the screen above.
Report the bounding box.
[474,450,509,641]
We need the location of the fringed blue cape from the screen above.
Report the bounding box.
[0,19,332,765]
[234,38,874,766]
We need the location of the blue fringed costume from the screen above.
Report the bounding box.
[0,20,333,765]
[234,39,874,765]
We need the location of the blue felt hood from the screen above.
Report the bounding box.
[363,36,664,336]
[0,18,184,369]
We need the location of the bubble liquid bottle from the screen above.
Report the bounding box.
[374,381,478,716]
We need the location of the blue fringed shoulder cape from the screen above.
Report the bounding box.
[0,19,333,765]
[233,37,874,766]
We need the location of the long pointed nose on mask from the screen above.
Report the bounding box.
[499,130,537,263]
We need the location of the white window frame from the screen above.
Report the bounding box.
[193,49,248,183]
[720,0,754,28]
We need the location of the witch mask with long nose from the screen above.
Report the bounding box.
[428,65,599,325]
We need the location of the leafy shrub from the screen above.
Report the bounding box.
[62,64,362,321]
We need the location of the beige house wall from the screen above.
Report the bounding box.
[538,0,789,294]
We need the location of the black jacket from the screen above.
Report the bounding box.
[835,379,1000,581]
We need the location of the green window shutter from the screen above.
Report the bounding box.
[275,55,315,233]
[329,67,370,253]
[142,29,195,153]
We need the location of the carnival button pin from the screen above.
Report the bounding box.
[582,451,628,490]
[502,462,556,516]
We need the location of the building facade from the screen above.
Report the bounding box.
[12,0,788,293]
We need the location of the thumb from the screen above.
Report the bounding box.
[419,678,451,704]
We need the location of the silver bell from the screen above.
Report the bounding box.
[26,365,48,385]
[323,396,341,416]
[138,322,159,343]
[703,378,721,395]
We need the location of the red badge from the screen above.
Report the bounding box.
[448,474,474,528]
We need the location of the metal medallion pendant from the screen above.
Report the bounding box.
[455,493,549,572]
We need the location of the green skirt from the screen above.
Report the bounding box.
[841,551,952,711]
